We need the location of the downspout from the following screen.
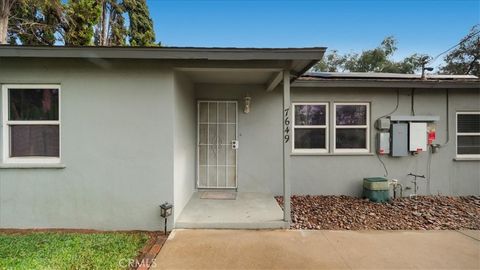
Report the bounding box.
[411,88,416,116]
[443,89,450,146]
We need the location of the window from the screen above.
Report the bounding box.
[2,85,61,163]
[334,103,370,153]
[456,112,480,158]
[292,103,328,153]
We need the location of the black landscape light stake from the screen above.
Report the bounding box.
[160,202,173,235]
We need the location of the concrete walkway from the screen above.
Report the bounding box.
[152,229,479,270]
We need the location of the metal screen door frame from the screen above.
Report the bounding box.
[196,100,238,189]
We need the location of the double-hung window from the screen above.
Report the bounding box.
[2,85,61,164]
[456,112,480,158]
[292,103,328,153]
[334,103,370,153]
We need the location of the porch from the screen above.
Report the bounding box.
[172,49,326,229]
[175,192,287,229]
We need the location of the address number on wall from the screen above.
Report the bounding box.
[284,107,290,143]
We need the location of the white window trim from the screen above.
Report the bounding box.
[333,102,370,153]
[2,84,61,164]
[456,111,480,159]
[292,102,329,154]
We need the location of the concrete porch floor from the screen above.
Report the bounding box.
[175,192,286,229]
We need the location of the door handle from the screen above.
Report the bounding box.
[232,140,239,149]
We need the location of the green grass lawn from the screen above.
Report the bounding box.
[0,231,150,270]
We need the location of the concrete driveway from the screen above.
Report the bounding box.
[152,229,479,270]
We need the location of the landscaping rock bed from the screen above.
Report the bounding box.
[275,195,480,230]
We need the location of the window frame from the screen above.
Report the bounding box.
[2,84,61,164]
[292,102,329,154]
[333,102,370,153]
[456,111,480,159]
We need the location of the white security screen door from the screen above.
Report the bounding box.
[197,101,238,189]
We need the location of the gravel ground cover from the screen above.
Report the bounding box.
[275,195,480,230]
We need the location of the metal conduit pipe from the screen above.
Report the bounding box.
[389,179,403,199]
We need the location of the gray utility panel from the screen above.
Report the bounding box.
[391,123,409,157]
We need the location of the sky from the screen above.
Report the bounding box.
[147,0,479,67]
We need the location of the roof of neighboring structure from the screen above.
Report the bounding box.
[302,72,479,80]
[295,72,480,88]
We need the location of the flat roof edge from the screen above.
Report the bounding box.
[293,79,480,89]
[0,45,327,60]
[303,71,479,80]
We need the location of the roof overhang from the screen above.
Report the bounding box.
[0,45,326,60]
[0,45,326,89]
[0,45,325,76]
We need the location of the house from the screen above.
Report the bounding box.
[0,46,478,231]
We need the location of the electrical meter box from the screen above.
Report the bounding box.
[377,132,390,154]
[375,118,391,130]
[409,122,427,152]
[391,123,408,156]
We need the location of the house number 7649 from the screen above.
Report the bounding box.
[284,108,290,143]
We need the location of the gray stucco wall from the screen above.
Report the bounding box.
[173,72,195,222]
[196,84,480,196]
[0,57,478,230]
[291,87,480,196]
[0,58,175,230]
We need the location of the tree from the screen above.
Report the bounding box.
[345,36,397,72]
[94,0,126,46]
[123,0,155,46]
[0,0,16,44]
[314,50,348,72]
[440,25,480,76]
[108,2,126,46]
[63,0,101,46]
[314,37,428,74]
[8,0,62,45]
[393,54,429,74]
[4,0,157,46]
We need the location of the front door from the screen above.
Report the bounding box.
[197,101,238,189]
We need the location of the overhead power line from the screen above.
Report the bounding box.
[429,29,480,63]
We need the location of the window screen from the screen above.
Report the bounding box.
[457,113,480,156]
[11,125,59,157]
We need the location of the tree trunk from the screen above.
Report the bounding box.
[0,14,7,44]
[0,0,15,44]
[101,1,108,46]
[106,8,113,46]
